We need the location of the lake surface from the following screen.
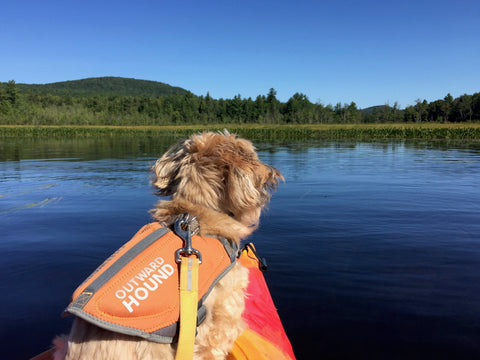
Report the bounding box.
[1,135,480,359]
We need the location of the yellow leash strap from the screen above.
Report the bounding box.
[175,255,200,360]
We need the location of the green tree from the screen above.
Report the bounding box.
[414,99,428,122]
[334,103,347,123]
[180,92,198,122]
[254,95,267,121]
[0,83,12,115]
[403,105,417,122]
[198,92,216,122]
[472,92,480,120]
[226,94,244,122]
[285,92,312,123]
[319,104,335,124]
[5,80,20,105]
[441,93,453,122]
[346,102,360,123]
[243,97,256,123]
[265,88,281,123]
[453,94,473,122]
[380,104,392,122]
[392,102,403,123]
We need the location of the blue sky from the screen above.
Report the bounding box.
[1,0,479,108]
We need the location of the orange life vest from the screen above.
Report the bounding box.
[64,221,295,359]
[66,222,238,343]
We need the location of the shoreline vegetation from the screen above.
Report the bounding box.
[1,78,479,140]
[1,78,479,127]
[2,123,480,140]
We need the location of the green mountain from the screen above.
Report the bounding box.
[360,105,388,114]
[16,77,190,97]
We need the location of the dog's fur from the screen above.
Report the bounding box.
[54,131,283,360]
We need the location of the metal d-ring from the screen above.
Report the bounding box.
[174,213,202,264]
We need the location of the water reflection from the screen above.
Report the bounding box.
[0,135,178,161]
[2,135,480,162]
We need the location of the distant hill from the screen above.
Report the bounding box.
[361,105,387,114]
[16,77,190,97]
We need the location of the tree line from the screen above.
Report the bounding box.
[1,80,479,125]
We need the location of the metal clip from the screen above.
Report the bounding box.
[174,213,202,264]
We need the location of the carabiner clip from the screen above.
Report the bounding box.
[174,213,202,264]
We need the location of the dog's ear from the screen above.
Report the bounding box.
[152,135,226,208]
[260,164,284,196]
[227,166,262,210]
[256,163,284,207]
[226,161,283,212]
[151,144,185,196]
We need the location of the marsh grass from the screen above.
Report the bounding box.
[1,123,480,140]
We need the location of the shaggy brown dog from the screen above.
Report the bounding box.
[54,131,283,360]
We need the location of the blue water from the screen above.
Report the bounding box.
[1,137,480,359]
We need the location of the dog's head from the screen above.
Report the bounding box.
[152,131,283,228]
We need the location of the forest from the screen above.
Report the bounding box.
[1,78,479,126]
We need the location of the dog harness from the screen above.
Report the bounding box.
[64,217,295,359]
[66,218,238,344]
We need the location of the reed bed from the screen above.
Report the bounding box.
[1,124,480,140]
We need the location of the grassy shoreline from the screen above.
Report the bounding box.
[1,123,480,140]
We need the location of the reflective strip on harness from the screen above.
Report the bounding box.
[66,222,237,344]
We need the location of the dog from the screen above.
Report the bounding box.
[53,130,283,360]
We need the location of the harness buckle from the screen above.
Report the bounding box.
[174,213,203,264]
